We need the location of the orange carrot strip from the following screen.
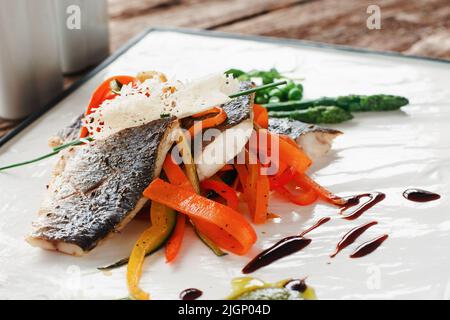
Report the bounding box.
[246,163,258,220]
[143,178,257,255]
[200,179,239,211]
[192,219,248,254]
[259,129,312,175]
[279,134,299,147]
[253,104,268,129]
[188,107,227,137]
[235,164,250,198]
[254,164,270,224]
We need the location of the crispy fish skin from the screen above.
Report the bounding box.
[181,82,254,180]
[268,118,342,160]
[180,82,254,148]
[28,117,179,256]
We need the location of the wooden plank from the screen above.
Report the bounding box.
[109,0,308,51]
[0,119,20,138]
[108,0,177,18]
[405,31,450,58]
[218,0,450,59]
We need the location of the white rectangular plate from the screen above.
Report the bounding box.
[0,29,449,300]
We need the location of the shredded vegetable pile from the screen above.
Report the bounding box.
[75,71,348,300]
[0,71,346,299]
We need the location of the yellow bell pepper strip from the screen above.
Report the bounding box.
[143,178,257,255]
[188,107,227,138]
[200,179,239,211]
[80,75,136,138]
[127,201,176,300]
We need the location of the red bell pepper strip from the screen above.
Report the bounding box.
[162,155,192,263]
[269,166,296,190]
[275,185,318,206]
[219,164,234,172]
[163,155,193,191]
[164,214,186,263]
[80,75,136,138]
[294,173,346,206]
[143,178,257,255]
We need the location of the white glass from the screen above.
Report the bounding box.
[54,0,109,74]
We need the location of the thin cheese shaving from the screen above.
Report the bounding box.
[83,73,239,139]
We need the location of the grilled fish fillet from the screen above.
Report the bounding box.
[268,118,342,161]
[181,82,254,180]
[28,117,179,256]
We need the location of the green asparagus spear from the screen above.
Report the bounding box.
[264,99,322,112]
[334,95,409,112]
[268,106,353,124]
[264,94,409,112]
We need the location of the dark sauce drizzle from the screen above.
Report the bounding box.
[284,279,307,293]
[350,234,388,258]
[242,236,312,274]
[340,192,386,220]
[242,217,332,274]
[299,217,331,237]
[403,188,440,202]
[180,288,203,300]
[330,221,378,258]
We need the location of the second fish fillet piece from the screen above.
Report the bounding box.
[268,118,342,161]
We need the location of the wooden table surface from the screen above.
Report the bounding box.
[1,0,449,138]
